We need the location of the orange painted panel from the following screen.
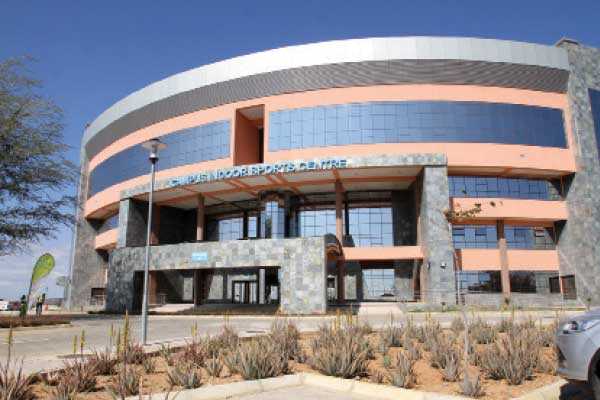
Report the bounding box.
[506,250,559,271]
[88,84,572,172]
[84,157,232,218]
[451,198,568,222]
[94,228,118,250]
[458,249,502,271]
[342,246,423,261]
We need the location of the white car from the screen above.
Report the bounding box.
[0,299,10,311]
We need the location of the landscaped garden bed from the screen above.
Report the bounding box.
[0,315,71,329]
[2,313,560,399]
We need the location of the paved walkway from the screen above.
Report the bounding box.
[231,385,372,400]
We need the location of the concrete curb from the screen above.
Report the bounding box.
[129,373,470,400]
[0,323,72,332]
[511,379,567,400]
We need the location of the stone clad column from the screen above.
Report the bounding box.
[117,198,147,248]
[497,220,511,300]
[418,166,457,305]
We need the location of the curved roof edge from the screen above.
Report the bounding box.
[83,36,570,150]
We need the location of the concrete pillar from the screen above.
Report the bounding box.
[335,181,344,243]
[117,198,147,248]
[259,268,266,304]
[497,220,511,299]
[196,195,205,241]
[418,166,457,305]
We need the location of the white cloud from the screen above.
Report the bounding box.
[0,228,72,300]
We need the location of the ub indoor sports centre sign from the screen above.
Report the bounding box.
[166,158,348,189]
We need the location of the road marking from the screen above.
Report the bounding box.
[1,338,50,345]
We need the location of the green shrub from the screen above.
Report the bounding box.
[107,365,140,398]
[269,319,302,361]
[469,319,497,344]
[386,351,416,389]
[310,324,370,378]
[167,362,202,389]
[460,372,484,398]
[236,337,288,380]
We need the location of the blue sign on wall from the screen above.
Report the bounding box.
[191,252,208,262]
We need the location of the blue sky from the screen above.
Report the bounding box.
[1,0,599,300]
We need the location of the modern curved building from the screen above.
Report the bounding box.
[69,37,600,313]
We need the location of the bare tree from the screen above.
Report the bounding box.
[0,57,77,255]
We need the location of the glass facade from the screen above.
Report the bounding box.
[452,225,498,249]
[89,120,230,196]
[505,226,555,249]
[362,268,395,299]
[589,89,600,161]
[348,207,394,247]
[297,208,337,237]
[269,101,566,151]
[98,213,119,233]
[457,271,502,293]
[261,201,286,239]
[449,176,559,200]
[509,271,537,293]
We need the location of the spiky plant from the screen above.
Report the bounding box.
[107,366,140,398]
[310,323,370,378]
[268,319,302,361]
[236,337,288,380]
[469,319,497,345]
[441,351,461,382]
[378,324,403,354]
[60,357,97,393]
[158,344,177,366]
[460,371,484,398]
[142,356,157,374]
[167,362,202,389]
[205,356,223,378]
[89,348,117,375]
[386,351,416,389]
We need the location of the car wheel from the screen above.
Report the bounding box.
[593,360,600,400]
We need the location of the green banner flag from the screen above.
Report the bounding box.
[27,253,55,306]
[31,253,55,284]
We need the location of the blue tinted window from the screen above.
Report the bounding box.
[89,120,230,196]
[452,225,498,249]
[98,213,119,233]
[363,268,395,299]
[347,207,393,247]
[589,89,600,162]
[269,101,566,151]
[297,209,338,237]
[505,226,555,249]
[449,176,558,200]
[261,201,285,239]
[457,271,502,293]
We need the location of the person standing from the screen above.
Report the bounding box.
[19,295,27,318]
[35,293,43,316]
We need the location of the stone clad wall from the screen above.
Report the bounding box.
[419,166,457,305]
[69,153,108,310]
[556,41,600,306]
[106,237,327,314]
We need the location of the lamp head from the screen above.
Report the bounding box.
[141,138,167,162]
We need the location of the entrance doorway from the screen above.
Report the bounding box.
[232,280,258,304]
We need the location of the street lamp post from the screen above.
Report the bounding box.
[140,138,167,345]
